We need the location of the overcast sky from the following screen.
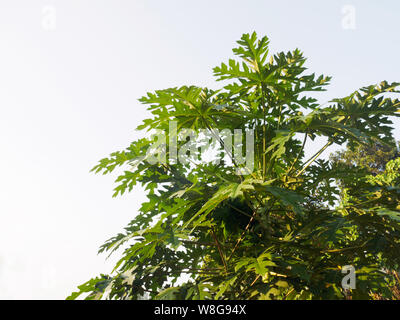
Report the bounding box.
[0,0,399,299]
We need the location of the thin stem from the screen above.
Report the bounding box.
[249,275,261,287]
[226,203,253,219]
[283,288,295,300]
[260,85,267,179]
[227,203,261,262]
[277,104,282,130]
[202,116,248,180]
[208,115,256,178]
[211,228,228,273]
[296,140,333,177]
[321,241,368,253]
[288,132,307,174]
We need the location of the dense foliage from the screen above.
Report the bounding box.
[68,33,400,300]
[331,138,399,176]
[330,139,400,299]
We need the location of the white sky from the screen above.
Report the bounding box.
[0,0,399,299]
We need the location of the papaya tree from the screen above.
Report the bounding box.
[68,32,400,300]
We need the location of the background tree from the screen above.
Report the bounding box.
[68,33,400,300]
[330,138,399,176]
[330,139,400,299]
